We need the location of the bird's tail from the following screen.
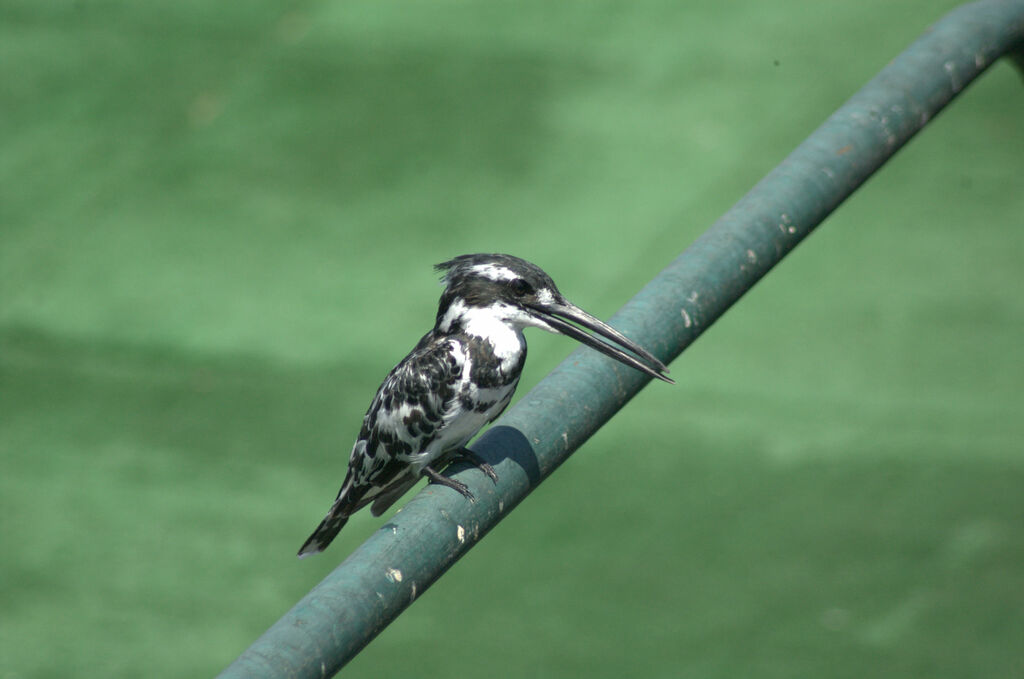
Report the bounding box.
[297,511,349,558]
[297,478,355,558]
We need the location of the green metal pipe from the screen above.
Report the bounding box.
[218,1,1024,676]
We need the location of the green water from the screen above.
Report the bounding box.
[2,1,1022,677]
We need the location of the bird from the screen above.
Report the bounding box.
[297,253,672,557]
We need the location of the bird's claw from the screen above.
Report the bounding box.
[422,465,476,501]
[451,447,499,484]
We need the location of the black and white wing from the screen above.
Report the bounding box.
[297,335,464,557]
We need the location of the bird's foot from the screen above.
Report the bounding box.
[422,465,475,501]
[450,447,499,484]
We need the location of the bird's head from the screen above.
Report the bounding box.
[434,253,673,383]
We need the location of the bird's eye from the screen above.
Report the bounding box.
[509,278,533,297]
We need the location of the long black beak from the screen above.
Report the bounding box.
[530,299,674,384]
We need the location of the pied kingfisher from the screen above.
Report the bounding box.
[298,253,672,557]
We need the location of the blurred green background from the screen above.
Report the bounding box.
[2,1,1023,677]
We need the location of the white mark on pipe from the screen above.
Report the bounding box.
[681,308,692,328]
[779,213,796,234]
[944,60,963,92]
[457,525,466,543]
[385,568,403,583]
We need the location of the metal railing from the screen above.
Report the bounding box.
[218,1,1024,676]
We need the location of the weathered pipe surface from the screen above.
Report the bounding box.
[218,2,1024,677]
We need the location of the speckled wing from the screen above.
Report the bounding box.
[297,334,466,557]
[345,334,465,508]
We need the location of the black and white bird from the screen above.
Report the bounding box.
[298,253,672,557]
